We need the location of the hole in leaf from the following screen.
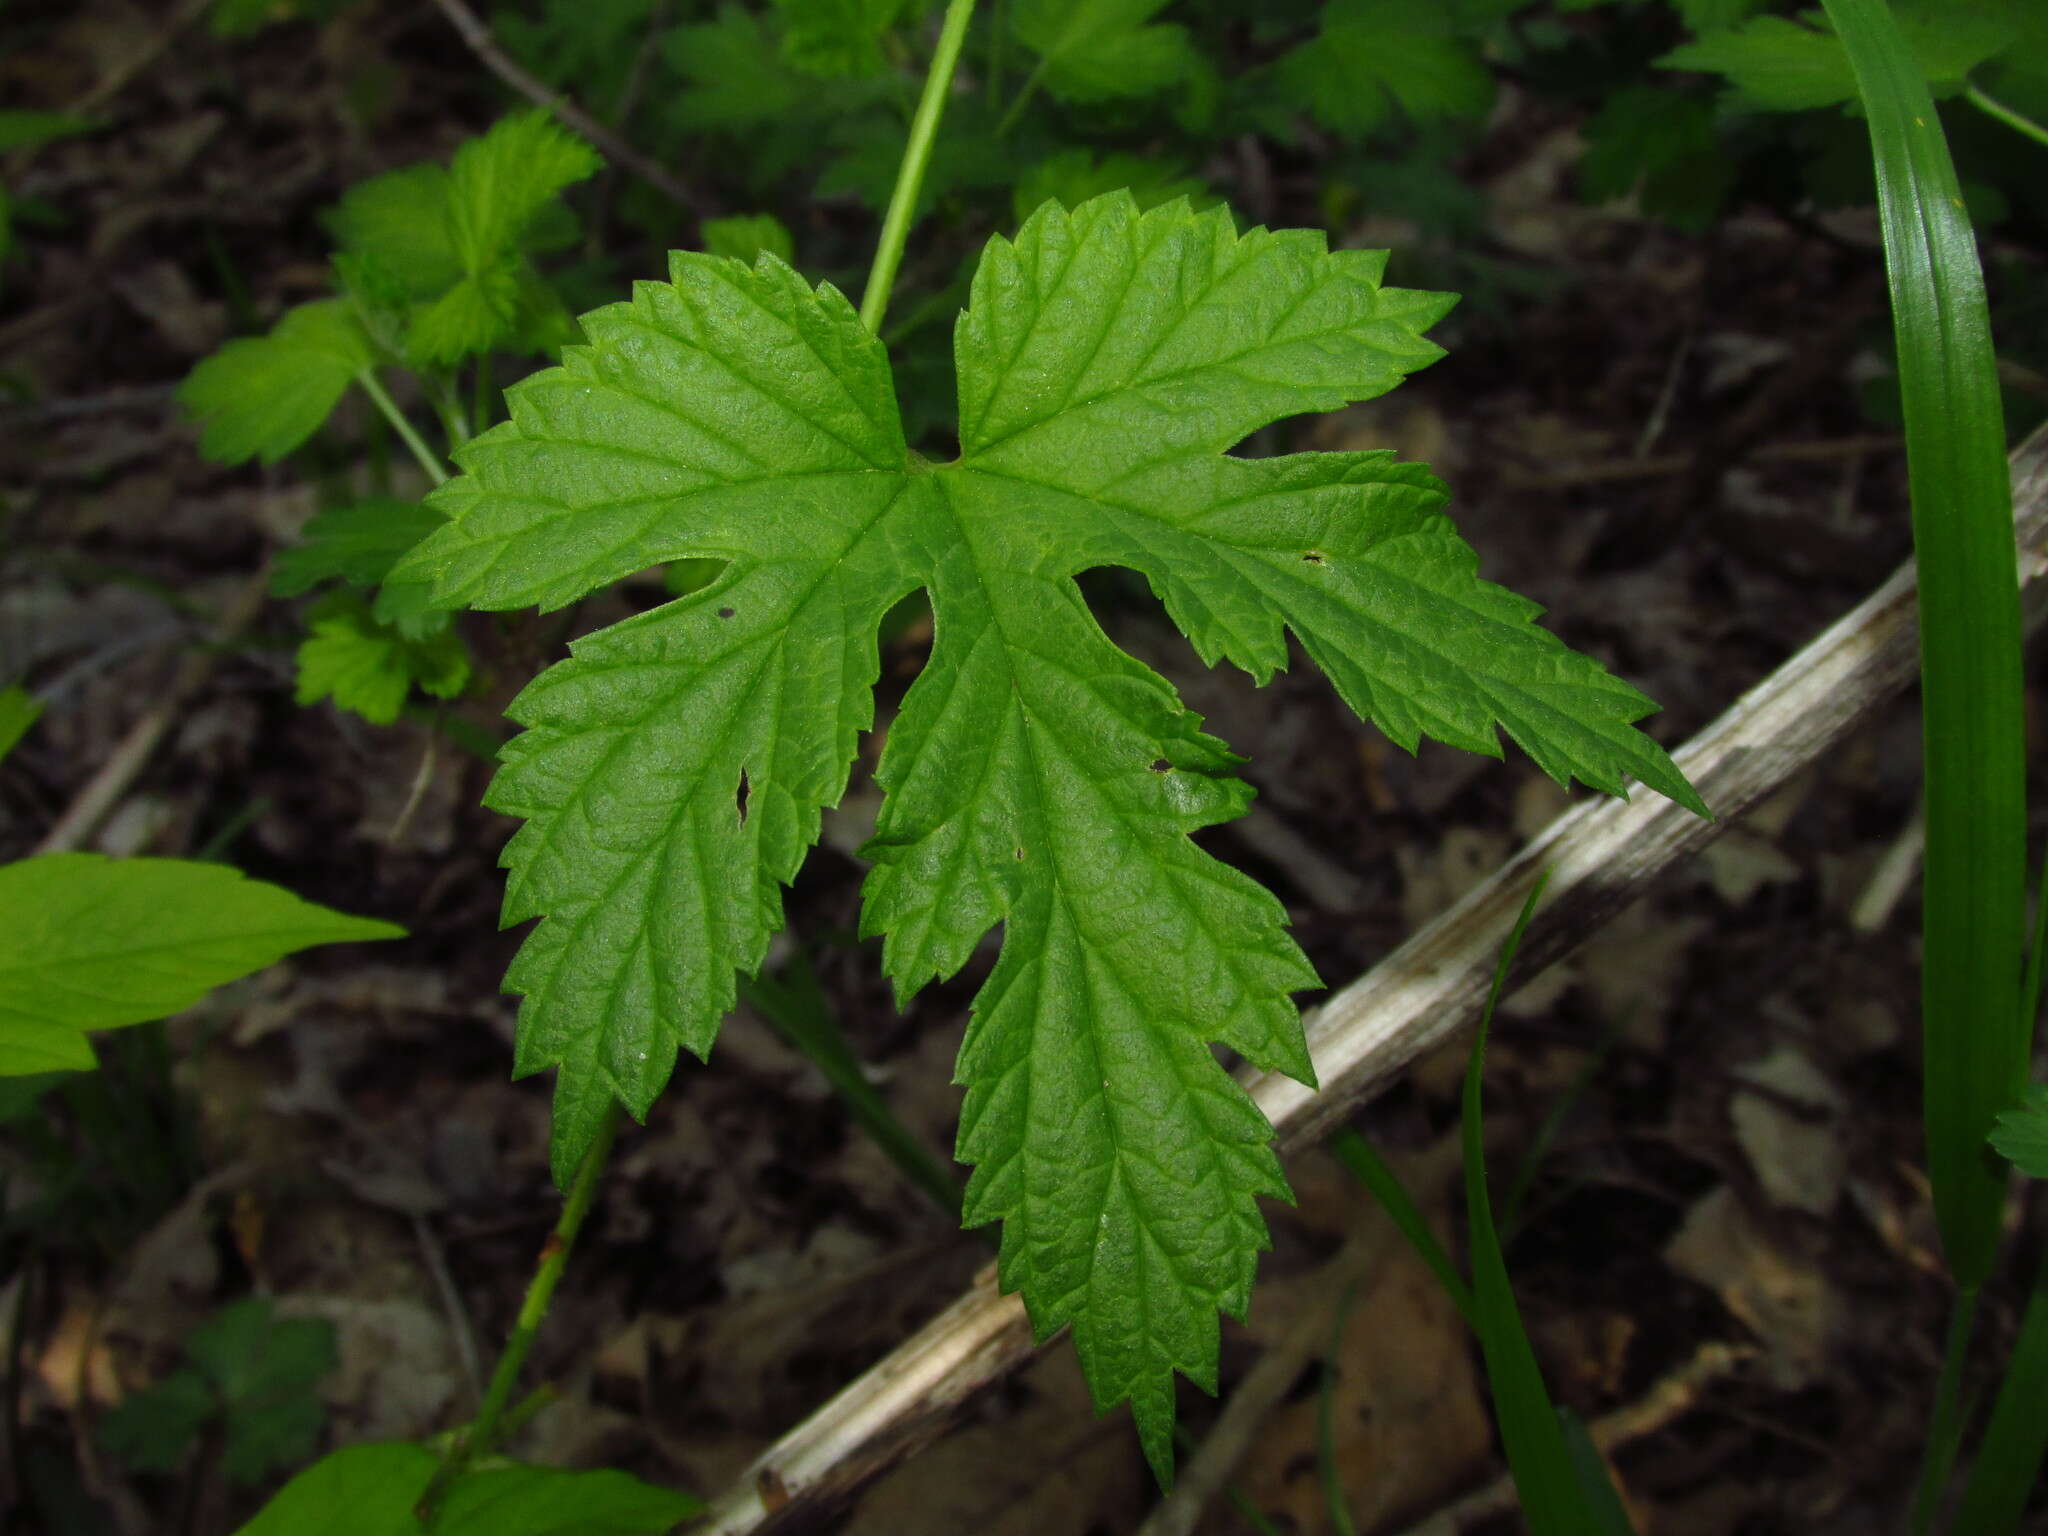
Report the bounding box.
[717,606,736,619]
[1301,551,1325,564]
[736,771,751,824]
[1149,759,1171,773]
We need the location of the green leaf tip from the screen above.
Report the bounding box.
[395,191,1703,1471]
[0,854,402,1077]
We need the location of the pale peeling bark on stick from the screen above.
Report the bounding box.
[698,424,2048,1534]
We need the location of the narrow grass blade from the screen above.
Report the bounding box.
[1317,1292,1362,1536]
[0,687,39,765]
[1558,1407,1638,1536]
[1331,1128,1476,1328]
[1950,1258,2048,1533]
[1463,872,1635,1535]
[742,951,963,1220]
[1819,0,2027,1287]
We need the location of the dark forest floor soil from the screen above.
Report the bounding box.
[5,4,2048,1533]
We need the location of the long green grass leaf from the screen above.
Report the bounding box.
[1331,1128,1476,1328]
[1819,0,2027,1287]
[742,952,963,1220]
[1462,872,1633,1534]
[1950,1259,2048,1533]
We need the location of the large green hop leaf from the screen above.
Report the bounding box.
[395,192,1701,1477]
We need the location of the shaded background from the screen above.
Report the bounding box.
[4,0,2048,1531]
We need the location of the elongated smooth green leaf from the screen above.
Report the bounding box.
[1821,0,2026,1287]
[178,300,372,466]
[1462,874,1628,1534]
[0,855,403,1075]
[233,1443,434,1536]
[233,1445,698,1536]
[0,685,42,764]
[395,192,1701,1478]
[0,110,99,152]
[744,953,962,1217]
[434,1464,703,1535]
[1950,1256,2048,1533]
[1331,1127,1475,1326]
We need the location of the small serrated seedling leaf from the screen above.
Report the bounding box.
[0,854,402,1076]
[1660,2,2018,112]
[700,213,797,265]
[327,164,465,303]
[397,193,1702,1475]
[178,299,371,466]
[1011,0,1195,103]
[296,597,471,725]
[1991,1084,2048,1178]
[775,0,906,78]
[1268,0,1494,139]
[186,1300,337,1485]
[1010,148,1209,227]
[102,1299,336,1486]
[273,497,449,596]
[444,110,602,277]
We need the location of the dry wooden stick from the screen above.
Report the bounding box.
[426,0,699,210]
[1392,1341,1757,1536]
[697,424,2048,1533]
[31,568,272,857]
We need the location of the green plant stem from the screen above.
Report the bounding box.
[354,371,450,487]
[995,58,1046,137]
[859,0,978,335]
[1964,84,2048,151]
[470,358,495,440]
[1910,1284,1980,1534]
[415,1101,621,1522]
[2023,838,2048,1029]
[1821,0,2027,1290]
[1950,1256,2048,1533]
[1317,1291,1361,1536]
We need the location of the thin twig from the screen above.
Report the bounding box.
[425,0,697,209]
[695,423,2048,1534]
[1392,1341,1755,1535]
[31,568,272,857]
[1503,433,1902,491]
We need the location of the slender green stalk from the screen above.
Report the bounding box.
[1964,84,2048,151]
[1821,0,2026,1290]
[1331,1128,1476,1328]
[743,958,962,1219]
[470,358,496,440]
[1463,874,1598,1536]
[353,370,450,487]
[415,1101,621,1522]
[1950,1258,2048,1533]
[1317,1291,1361,1536]
[1910,1284,1980,1534]
[859,0,978,335]
[2021,839,2048,1031]
[995,58,1047,138]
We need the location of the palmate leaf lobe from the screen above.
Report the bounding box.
[395,192,1702,1478]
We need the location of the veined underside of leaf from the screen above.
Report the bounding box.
[396,192,1702,1478]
